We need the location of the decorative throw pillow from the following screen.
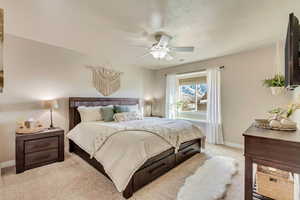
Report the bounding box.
[77,106,102,122]
[114,105,130,113]
[100,106,115,122]
[113,112,143,122]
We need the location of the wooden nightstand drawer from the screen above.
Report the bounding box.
[25,136,58,153]
[245,136,300,167]
[25,149,58,167]
[16,128,64,173]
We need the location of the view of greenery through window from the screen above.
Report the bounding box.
[179,83,208,112]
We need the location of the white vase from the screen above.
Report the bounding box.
[270,87,285,96]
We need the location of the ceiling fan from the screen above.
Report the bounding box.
[139,33,195,61]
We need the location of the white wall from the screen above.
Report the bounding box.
[0,34,155,163]
[0,0,159,164]
[153,44,291,146]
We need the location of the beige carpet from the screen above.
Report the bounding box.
[0,144,244,200]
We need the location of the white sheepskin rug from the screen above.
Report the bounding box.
[177,156,238,200]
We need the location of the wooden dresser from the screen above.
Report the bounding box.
[16,128,64,173]
[243,125,300,200]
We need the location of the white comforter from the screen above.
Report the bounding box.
[67,118,204,192]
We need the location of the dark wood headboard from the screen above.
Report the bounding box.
[69,97,139,130]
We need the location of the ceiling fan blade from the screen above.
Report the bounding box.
[165,53,174,61]
[138,52,151,59]
[170,46,194,52]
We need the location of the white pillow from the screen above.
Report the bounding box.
[77,105,113,122]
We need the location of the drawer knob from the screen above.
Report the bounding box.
[269,177,278,182]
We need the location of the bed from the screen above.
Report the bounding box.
[68,97,203,199]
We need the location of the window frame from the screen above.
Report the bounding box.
[178,81,207,113]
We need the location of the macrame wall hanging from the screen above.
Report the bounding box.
[87,65,123,96]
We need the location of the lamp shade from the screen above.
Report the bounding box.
[144,99,154,105]
[43,99,59,109]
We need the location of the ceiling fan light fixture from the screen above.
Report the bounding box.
[150,50,167,59]
[132,32,195,62]
[150,46,169,59]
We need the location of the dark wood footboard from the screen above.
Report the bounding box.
[69,138,201,199]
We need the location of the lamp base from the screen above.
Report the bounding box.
[48,125,56,130]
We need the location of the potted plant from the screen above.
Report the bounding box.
[262,74,285,95]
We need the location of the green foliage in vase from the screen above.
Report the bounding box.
[268,104,298,118]
[262,74,285,88]
[286,104,297,118]
[268,107,286,115]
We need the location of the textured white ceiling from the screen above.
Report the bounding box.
[1,0,300,69]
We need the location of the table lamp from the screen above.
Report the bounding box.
[43,99,59,129]
[144,99,154,117]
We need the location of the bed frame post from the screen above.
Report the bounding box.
[69,140,75,153]
[198,139,202,152]
[123,179,133,199]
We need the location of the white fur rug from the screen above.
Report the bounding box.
[177,156,238,200]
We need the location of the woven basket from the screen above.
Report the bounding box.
[256,166,294,200]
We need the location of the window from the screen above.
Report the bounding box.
[176,72,207,121]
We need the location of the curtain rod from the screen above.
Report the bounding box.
[176,69,206,75]
[164,66,225,76]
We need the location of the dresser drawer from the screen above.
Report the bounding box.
[245,136,300,167]
[133,154,175,190]
[176,143,200,164]
[179,139,200,150]
[25,136,58,153]
[25,149,58,167]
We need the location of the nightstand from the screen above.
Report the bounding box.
[15,128,64,174]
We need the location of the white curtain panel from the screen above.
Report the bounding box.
[207,67,224,144]
[165,74,177,119]
[295,174,300,200]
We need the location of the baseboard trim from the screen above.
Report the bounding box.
[0,160,15,169]
[224,142,244,149]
